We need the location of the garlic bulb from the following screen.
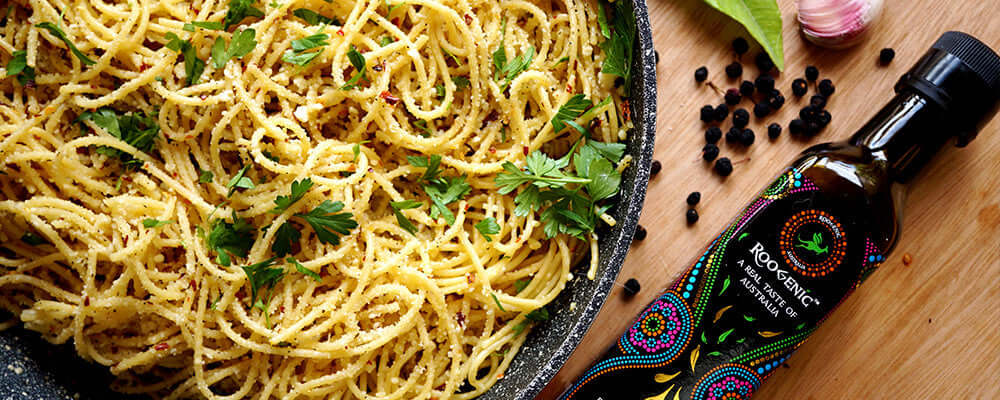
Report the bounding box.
[798,0,883,49]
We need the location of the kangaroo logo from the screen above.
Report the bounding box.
[796,232,828,255]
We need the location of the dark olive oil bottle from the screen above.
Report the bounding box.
[559,32,1000,400]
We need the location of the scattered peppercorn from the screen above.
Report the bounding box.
[767,123,782,139]
[724,88,742,105]
[818,79,836,97]
[686,191,701,205]
[732,37,749,55]
[768,93,785,110]
[739,80,755,96]
[634,225,647,241]
[755,52,774,73]
[879,48,895,65]
[725,62,743,78]
[791,78,808,96]
[732,108,750,128]
[805,65,819,81]
[740,128,755,146]
[714,157,733,176]
[753,102,770,118]
[623,278,641,296]
[686,208,700,224]
[789,118,806,135]
[702,143,720,161]
[714,103,730,121]
[754,75,775,93]
[805,121,821,136]
[816,110,832,127]
[655,50,661,65]
[705,126,723,144]
[650,159,662,176]
[695,66,709,82]
[700,105,715,122]
[725,126,741,143]
[800,105,820,121]
[809,95,827,109]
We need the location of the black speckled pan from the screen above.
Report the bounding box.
[0,0,656,398]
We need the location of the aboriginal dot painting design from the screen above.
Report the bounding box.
[691,364,762,400]
[620,291,693,355]
[857,237,884,285]
[778,210,848,278]
[737,169,819,234]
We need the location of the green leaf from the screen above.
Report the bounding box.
[525,307,549,322]
[707,351,723,357]
[282,49,323,66]
[226,165,254,197]
[206,212,256,266]
[411,120,433,137]
[271,221,300,257]
[700,331,708,344]
[551,94,591,133]
[199,169,214,183]
[294,200,358,245]
[390,199,422,236]
[78,108,160,169]
[240,257,284,310]
[554,56,570,65]
[702,0,784,71]
[164,32,206,85]
[223,0,264,30]
[499,46,534,90]
[6,50,27,76]
[20,232,48,246]
[490,292,507,312]
[288,257,321,282]
[475,217,501,241]
[599,0,635,87]
[211,28,257,69]
[718,328,735,343]
[585,140,626,162]
[452,76,471,90]
[35,22,96,65]
[270,178,313,214]
[492,18,508,80]
[719,275,731,295]
[424,175,471,225]
[513,278,530,293]
[743,314,756,322]
[292,8,339,26]
[407,154,442,183]
[584,157,621,201]
[341,45,366,89]
[596,2,610,39]
[291,33,329,52]
[142,218,174,228]
[184,21,224,31]
[380,36,393,47]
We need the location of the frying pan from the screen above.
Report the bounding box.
[0,0,657,397]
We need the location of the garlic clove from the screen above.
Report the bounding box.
[798,0,883,49]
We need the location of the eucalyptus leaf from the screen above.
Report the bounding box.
[702,0,784,71]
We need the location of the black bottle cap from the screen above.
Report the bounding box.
[895,31,1000,146]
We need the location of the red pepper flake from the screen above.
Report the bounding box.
[379,91,400,105]
[189,279,197,290]
[139,64,150,72]
[456,311,466,328]
[466,273,475,284]
[278,306,285,313]
[83,297,90,306]
[622,99,631,122]
[391,18,399,26]
[488,146,496,154]
[337,29,344,36]
[522,146,529,155]
[154,343,170,351]
[464,14,473,25]
[566,84,573,93]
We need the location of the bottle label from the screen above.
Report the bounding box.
[560,167,885,400]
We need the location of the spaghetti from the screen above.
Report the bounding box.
[0,0,629,398]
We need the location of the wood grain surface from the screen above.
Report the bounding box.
[537,0,1000,398]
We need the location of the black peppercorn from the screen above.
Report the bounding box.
[732,37,749,55]
[768,93,785,110]
[702,143,720,161]
[799,105,819,121]
[700,105,715,122]
[686,208,700,224]
[818,79,835,97]
[633,225,647,241]
[725,62,743,78]
[714,103,730,121]
[650,159,662,176]
[655,50,661,65]
[754,75,775,93]
[623,278,641,296]
[705,126,723,144]
[805,65,819,81]
[714,157,733,176]
[809,94,827,109]
[724,88,742,105]
[740,128,755,146]
[686,191,701,205]
[695,66,708,82]
[725,126,741,143]
[739,80,755,96]
[755,52,774,72]
[789,119,806,135]
[732,108,750,128]
[791,78,808,96]
[817,110,832,127]
[753,102,770,118]
[879,48,895,65]
[767,122,782,139]
[805,121,821,136]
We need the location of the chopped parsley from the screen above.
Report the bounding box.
[435,76,471,98]
[35,22,95,65]
[294,200,358,245]
[77,108,160,170]
[340,45,366,89]
[283,32,329,66]
[390,199,422,236]
[6,50,35,86]
[513,278,530,293]
[407,155,470,225]
[600,0,636,88]
[551,94,592,133]
[226,165,254,197]
[199,169,214,183]
[183,21,224,31]
[491,18,534,90]
[142,218,174,228]
[223,0,264,30]
[165,32,206,85]
[211,28,257,69]
[292,9,339,26]
[287,257,321,282]
[270,178,313,214]
[241,257,284,328]
[490,292,506,312]
[513,307,550,335]
[206,211,256,266]
[20,232,48,246]
[380,36,393,47]
[271,221,300,257]
[475,217,500,241]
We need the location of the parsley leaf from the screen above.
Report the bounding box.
[142,218,174,228]
[165,32,206,85]
[77,108,160,169]
[513,278,530,293]
[223,0,264,30]
[288,257,321,282]
[282,50,323,66]
[411,120,433,137]
[293,9,339,26]
[492,20,535,90]
[390,200,422,236]
[600,0,636,88]
[341,45,366,89]
[211,28,256,69]
[206,212,256,266]
[495,151,588,195]
[490,292,507,312]
[271,221,300,257]
[380,36,393,47]
[525,307,549,322]
[492,18,508,80]
[475,217,500,241]
[241,257,284,328]
[551,94,592,133]
[183,21,224,31]
[21,232,48,246]
[7,50,36,87]
[424,176,470,225]
[282,32,329,66]
[199,169,214,183]
[452,76,471,90]
[407,155,442,183]
[226,165,254,197]
[35,22,96,65]
[596,2,611,39]
[270,178,313,214]
[294,200,358,245]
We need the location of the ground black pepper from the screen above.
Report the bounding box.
[623,278,641,296]
[791,78,808,96]
[686,192,701,205]
[650,160,662,176]
[695,66,709,82]
[732,108,750,128]
[725,62,743,78]
[702,143,720,161]
[767,123,782,139]
[705,126,723,143]
[724,88,742,105]
[879,48,895,65]
[686,208,700,224]
[714,157,733,176]
[805,65,819,81]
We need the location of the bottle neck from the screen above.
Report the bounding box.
[848,90,952,183]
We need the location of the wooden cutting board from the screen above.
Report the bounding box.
[537,0,1000,398]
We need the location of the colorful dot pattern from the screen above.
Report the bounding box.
[779,209,847,277]
[621,292,693,355]
[691,364,762,400]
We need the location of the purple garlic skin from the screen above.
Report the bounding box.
[798,0,883,49]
